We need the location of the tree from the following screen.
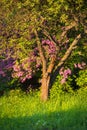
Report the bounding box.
[0,0,87,101]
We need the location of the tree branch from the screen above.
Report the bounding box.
[47,56,56,74]
[59,22,77,43]
[34,29,47,75]
[56,33,81,69]
[50,33,81,86]
[43,29,58,45]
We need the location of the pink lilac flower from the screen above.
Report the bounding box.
[59,67,64,75]
[13,65,20,71]
[74,62,86,69]
[74,63,77,68]
[0,70,4,75]
[61,78,66,84]
[59,71,64,75]
[0,70,6,77]
[63,69,71,76]
[63,72,68,79]
[42,40,46,44]
[81,62,86,66]
[67,68,72,75]
[17,71,23,77]
[21,77,26,83]
[26,75,32,79]
[77,63,83,69]
[60,68,72,84]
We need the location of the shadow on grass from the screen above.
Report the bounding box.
[0,108,87,130]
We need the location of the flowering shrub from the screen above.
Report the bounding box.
[12,50,41,82]
[59,67,72,84]
[50,61,87,98]
[59,61,86,85]
[42,39,57,57]
[11,38,57,82]
[0,38,58,84]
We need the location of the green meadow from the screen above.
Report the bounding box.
[0,89,87,130]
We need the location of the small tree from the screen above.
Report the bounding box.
[0,0,87,101]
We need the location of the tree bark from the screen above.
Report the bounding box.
[40,56,56,101]
[40,74,50,101]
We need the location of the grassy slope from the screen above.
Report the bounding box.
[0,89,87,130]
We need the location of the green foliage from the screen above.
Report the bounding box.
[76,69,87,88]
[0,76,20,94]
[50,75,73,99]
[0,79,8,92]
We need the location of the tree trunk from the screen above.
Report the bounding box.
[40,73,51,101]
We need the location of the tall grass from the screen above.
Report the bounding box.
[0,89,87,130]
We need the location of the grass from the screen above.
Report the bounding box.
[0,89,87,130]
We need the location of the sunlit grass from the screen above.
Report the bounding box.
[0,89,87,130]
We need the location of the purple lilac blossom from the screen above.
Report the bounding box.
[60,68,72,84]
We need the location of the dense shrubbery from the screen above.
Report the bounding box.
[50,65,87,99]
[76,69,87,88]
[50,74,73,99]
